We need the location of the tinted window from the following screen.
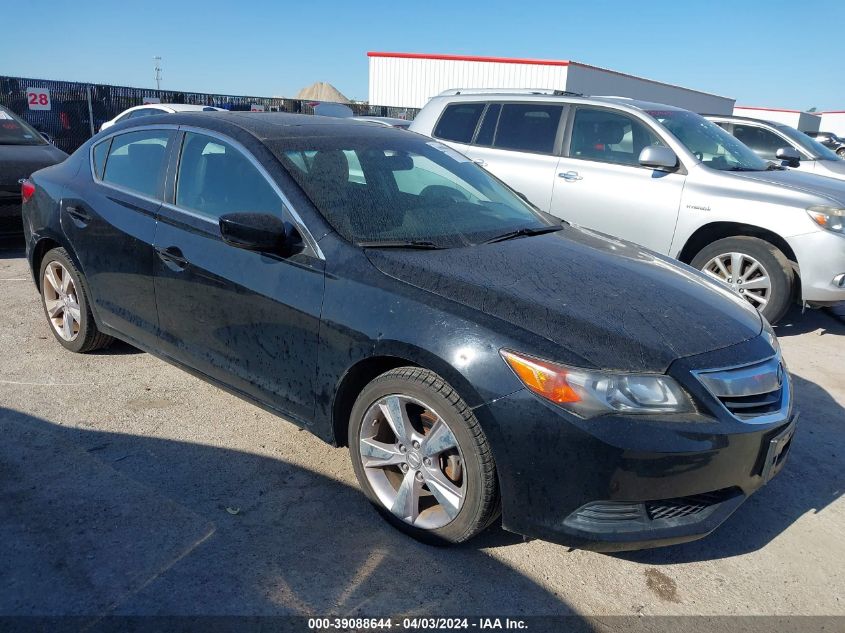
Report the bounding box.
[92,138,111,179]
[493,104,562,154]
[0,106,47,146]
[176,132,283,218]
[732,125,786,160]
[102,130,172,197]
[276,136,549,248]
[433,103,484,143]
[475,104,501,146]
[570,108,664,166]
[127,108,160,120]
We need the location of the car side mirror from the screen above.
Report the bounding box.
[219,212,300,255]
[776,147,801,167]
[638,146,678,171]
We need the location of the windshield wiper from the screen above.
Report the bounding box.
[766,163,786,170]
[357,239,444,250]
[480,225,564,245]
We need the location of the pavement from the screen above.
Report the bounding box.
[1,241,844,624]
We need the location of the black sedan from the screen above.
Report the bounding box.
[1,105,67,237]
[21,112,796,550]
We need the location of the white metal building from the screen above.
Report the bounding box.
[818,111,845,137]
[732,106,821,132]
[367,52,735,114]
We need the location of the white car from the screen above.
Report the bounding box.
[100,104,225,132]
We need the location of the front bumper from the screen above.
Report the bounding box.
[788,230,845,302]
[474,336,796,552]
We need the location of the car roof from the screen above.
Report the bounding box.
[114,111,404,142]
[702,113,787,127]
[427,90,686,114]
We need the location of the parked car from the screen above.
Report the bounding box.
[410,91,845,323]
[0,105,67,236]
[353,116,412,129]
[705,114,845,180]
[805,131,845,157]
[99,103,224,131]
[22,112,795,551]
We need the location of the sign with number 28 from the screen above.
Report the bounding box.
[26,87,52,111]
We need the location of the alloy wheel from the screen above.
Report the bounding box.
[701,251,771,309]
[359,394,466,529]
[42,261,81,341]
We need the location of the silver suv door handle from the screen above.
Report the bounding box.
[472,158,488,167]
[559,171,582,181]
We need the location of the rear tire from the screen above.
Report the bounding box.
[39,248,113,353]
[691,236,794,324]
[348,367,499,544]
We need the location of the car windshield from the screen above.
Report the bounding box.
[776,125,841,161]
[274,133,552,247]
[0,106,47,146]
[646,109,769,171]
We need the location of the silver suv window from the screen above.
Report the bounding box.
[569,108,664,167]
[492,103,563,154]
[432,103,485,144]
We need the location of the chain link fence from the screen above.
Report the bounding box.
[1,76,418,154]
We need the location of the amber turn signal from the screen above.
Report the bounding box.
[500,350,581,404]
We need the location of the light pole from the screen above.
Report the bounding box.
[153,56,162,90]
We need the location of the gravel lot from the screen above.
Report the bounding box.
[1,241,843,624]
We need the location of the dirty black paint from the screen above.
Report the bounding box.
[22,112,792,550]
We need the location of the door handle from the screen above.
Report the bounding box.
[472,158,488,167]
[155,246,188,271]
[558,171,582,181]
[65,205,91,223]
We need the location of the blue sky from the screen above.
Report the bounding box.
[2,0,843,110]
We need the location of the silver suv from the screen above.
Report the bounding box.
[410,91,845,323]
[705,114,845,181]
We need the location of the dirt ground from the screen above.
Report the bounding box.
[1,243,843,624]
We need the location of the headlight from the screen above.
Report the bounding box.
[807,206,845,234]
[500,350,694,418]
[761,319,781,355]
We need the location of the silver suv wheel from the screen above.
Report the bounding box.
[702,252,772,310]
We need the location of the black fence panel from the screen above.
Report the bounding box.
[0,76,419,154]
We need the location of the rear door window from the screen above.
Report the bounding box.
[474,104,501,146]
[492,104,563,154]
[433,103,484,144]
[101,130,173,198]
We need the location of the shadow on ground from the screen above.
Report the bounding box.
[617,371,844,564]
[0,407,582,623]
[774,304,845,337]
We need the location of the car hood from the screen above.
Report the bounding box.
[728,167,845,204]
[0,143,68,189]
[812,159,845,180]
[366,228,762,372]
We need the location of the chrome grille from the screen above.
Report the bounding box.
[694,355,789,423]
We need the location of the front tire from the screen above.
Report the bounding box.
[691,236,794,324]
[348,367,499,544]
[39,248,113,353]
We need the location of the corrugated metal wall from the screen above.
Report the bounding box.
[368,55,736,114]
[369,57,569,108]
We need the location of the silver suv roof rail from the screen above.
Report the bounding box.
[437,88,584,97]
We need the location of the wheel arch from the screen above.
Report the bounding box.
[677,222,798,270]
[330,343,492,448]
